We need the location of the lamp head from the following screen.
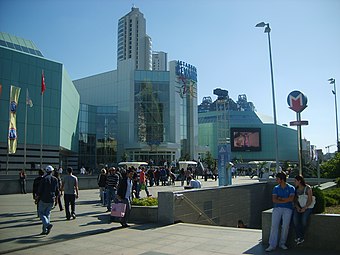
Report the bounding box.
[256,22,270,33]
[255,22,266,27]
[328,78,335,84]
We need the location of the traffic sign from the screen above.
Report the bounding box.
[287,91,308,113]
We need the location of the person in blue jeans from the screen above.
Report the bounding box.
[62,167,79,220]
[37,165,59,235]
[293,175,314,245]
[106,167,119,212]
[266,172,295,252]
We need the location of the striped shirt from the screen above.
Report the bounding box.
[106,173,119,189]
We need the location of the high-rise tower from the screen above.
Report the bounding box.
[152,51,168,71]
[117,7,152,70]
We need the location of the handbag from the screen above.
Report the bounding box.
[111,202,126,217]
[298,186,316,209]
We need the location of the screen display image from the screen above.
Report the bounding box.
[231,128,261,151]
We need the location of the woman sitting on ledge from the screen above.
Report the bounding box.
[293,174,314,245]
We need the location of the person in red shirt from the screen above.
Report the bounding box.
[139,167,151,197]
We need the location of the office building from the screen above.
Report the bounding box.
[152,51,168,71]
[117,6,152,70]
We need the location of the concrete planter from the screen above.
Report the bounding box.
[130,205,158,223]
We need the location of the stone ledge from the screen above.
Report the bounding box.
[262,209,340,251]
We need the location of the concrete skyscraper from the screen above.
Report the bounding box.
[117,7,152,70]
[152,51,168,71]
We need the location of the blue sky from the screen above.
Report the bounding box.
[1,0,339,153]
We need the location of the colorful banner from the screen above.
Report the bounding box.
[8,85,21,154]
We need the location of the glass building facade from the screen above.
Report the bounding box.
[78,104,118,171]
[0,33,80,172]
[74,60,199,166]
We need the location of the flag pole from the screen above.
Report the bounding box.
[40,71,44,169]
[24,88,28,171]
[40,94,43,169]
[6,87,11,175]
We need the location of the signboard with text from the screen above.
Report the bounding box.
[218,144,231,186]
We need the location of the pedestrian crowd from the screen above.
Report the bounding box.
[28,163,315,252]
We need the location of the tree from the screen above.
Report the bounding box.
[320,152,340,178]
[204,151,215,170]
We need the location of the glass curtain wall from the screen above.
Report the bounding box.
[134,80,170,164]
[96,106,118,167]
[78,104,96,171]
[78,104,118,172]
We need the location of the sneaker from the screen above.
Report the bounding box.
[46,224,53,235]
[265,246,275,252]
[279,244,288,250]
[297,238,304,245]
[294,238,299,243]
[71,213,76,219]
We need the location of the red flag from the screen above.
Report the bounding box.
[41,70,46,95]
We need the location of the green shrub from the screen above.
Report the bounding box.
[132,197,158,206]
[323,188,340,204]
[336,177,340,188]
[312,187,325,213]
[325,196,338,207]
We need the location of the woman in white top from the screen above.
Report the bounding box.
[293,175,313,245]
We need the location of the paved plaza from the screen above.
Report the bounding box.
[0,177,334,255]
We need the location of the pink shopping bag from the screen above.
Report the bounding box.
[111,203,126,217]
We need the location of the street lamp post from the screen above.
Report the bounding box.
[328,78,339,152]
[256,22,280,173]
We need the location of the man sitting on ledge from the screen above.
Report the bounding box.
[184,178,202,189]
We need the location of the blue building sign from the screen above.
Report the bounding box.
[175,60,197,82]
[218,144,231,186]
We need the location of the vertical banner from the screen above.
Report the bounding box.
[217,144,231,186]
[8,85,21,154]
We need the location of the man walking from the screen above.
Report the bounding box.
[266,172,295,252]
[62,167,79,220]
[37,165,59,235]
[106,167,119,212]
[33,169,44,217]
